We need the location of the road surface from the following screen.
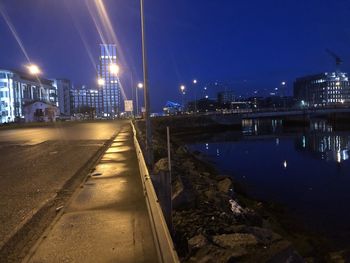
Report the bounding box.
[0,121,127,262]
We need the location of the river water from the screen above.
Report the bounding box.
[187,119,350,249]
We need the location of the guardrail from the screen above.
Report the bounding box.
[131,122,179,263]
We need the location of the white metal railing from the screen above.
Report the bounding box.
[131,122,179,263]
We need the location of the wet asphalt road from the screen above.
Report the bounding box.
[0,121,127,251]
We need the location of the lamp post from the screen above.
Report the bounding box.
[136,82,143,116]
[193,79,197,114]
[180,85,186,112]
[281,81,286,109]
[140,0,153,166]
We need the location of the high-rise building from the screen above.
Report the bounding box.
[97,44,121,117]
[70,85,101,115]
[53,79,72,116]
[217,90,235,104]
[294,72,350,107]
[0,69,57,123]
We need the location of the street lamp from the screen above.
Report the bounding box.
[140,0,153,165]
[136,82,143,116]
[180,85,186,112]
[193,79,198,113]
[281,81,286,109]
[26,64,41,75]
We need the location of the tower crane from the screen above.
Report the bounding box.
[326,49,343,72]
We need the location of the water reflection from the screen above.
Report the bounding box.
[188,118,350,249]
[242,119,283,135]
[297,133,350,163]
[242,119,350,163]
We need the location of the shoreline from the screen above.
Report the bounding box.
[135,119,350,262]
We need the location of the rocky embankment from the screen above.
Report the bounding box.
[135,119,307,263]
[159,149,303,263]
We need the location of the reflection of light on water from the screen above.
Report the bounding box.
[216,148,220,157]
[205,143,209,150]
[305,134,350,163]
[276,138,279,146]
[283,160,287,168]
[336,151,341,163]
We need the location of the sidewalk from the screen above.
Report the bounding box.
[24,124,159,263]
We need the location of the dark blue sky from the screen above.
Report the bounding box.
[1,0,350,111]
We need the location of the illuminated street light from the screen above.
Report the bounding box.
[180,85,186,93]
[193,79,198,113]
[180,85,186,112]
[140,0,154,165]
[109,63,120,75]
[27,64,41,75]
[97,78,105,86]
[136,82,144,116]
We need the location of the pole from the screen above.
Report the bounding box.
[136,86,139,117]
[166,126,173,231]
[140,0,153,166]
[167,126,171,172]
[194,88,197,114]
[181,93,184,112]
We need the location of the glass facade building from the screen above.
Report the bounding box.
[294,72,350,107]
[70,85,101,114]
[97,44,121,117]
[0,69,57,123]
[53,79,72,116]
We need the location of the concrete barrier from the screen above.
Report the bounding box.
[131,122,180,263]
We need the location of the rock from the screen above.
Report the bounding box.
[329,250,350,263]
[153,158,169,174]
[223,225,282,245]
[188,234,208,251]
[212,233,258,249]
[176,146,188,155]
[172,190,196,209]
[187,244,248,263]
[265,240,304,263]
[229,199,245,215]
[217,178,232,193]
[204,189,216,200]
[249,227,282,245]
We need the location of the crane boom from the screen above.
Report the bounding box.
[326,49,343,66]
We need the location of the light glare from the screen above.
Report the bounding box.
[98,78,105,86]
[109,63,120,75]
[27,64,41,75]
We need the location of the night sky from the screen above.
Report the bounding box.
[1,0,350,111]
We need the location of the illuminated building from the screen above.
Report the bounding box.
[0,69,57,123]
[53,79,72,116]
[70,85,101,115]
[294,72,350,107]
[97,44,121,118]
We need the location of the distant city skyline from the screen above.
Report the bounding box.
[1,1,350,111]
